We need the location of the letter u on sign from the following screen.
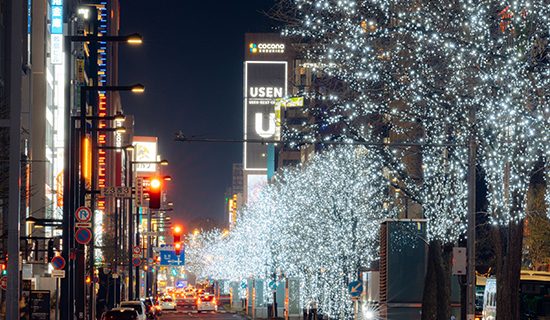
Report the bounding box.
[255,113,276,138]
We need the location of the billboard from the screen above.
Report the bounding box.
[133,136,158,173]
[244,61,287,170]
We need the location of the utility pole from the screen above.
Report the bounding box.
[6,0,24,318]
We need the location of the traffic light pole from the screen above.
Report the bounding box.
[147,209,153,296]
[135,204,141,299]
[5,1,24,318]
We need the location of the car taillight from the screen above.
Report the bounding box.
[197,298,201,305]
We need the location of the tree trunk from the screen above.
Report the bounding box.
[493,219,524,320]
[422,240,451,320]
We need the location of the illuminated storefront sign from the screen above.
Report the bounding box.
[244,61,287,170]
[50,0,63,65]
[133,137,158,173]
[249,42,286,54]
[50,0,63,34]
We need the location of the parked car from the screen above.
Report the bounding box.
[160,296,176,311]
[120,300,147,320]
[101,308,139,320]
[197,293,218,312]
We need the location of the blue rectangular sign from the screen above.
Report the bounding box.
[160,249,185,266]
[50,0,63,34]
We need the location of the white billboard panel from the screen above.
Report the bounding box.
[133,136,158,173]
[244,61,287,170]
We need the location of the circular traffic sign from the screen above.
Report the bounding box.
[51,256,66,270]
[75,228,93,245]
[132,257,141,267]
[133,246,141,255]
[0,276,7,290]
[75,206,92,222]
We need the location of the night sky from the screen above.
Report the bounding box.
[118,0,280,227]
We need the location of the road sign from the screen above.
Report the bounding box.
[75,206,92,222]
[51,270,65,278]
[348,280,362,299]
[159,249,185,266]
[133,246,141,255]
[50,256,66,270]
[268,280,278,291]
[132,257,141,267]
[75,228,93,245]
[100,186,131,198]
[75,222,92,228]
[175,280,187,289]
[0,276,6,290]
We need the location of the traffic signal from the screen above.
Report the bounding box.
[172,225,183,255]
[85,275,91,284]
[148,178,161,209]
[0,263,6,276]
[172,225,183,243]
[47,239,55,260]
[174,242,182,256]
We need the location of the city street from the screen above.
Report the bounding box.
[2,0,550,319]
[160,311,245,320]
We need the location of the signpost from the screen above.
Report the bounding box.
[51,270,65,278]
[51,256,66,270]
[268,280,278,292]
[159,248,185,266]
[75,206,92,222]
[75,228,93,245]
[348,280,362,299]
[348,280,363,320]
[100,186,131,198]
[132,257,141,267]
[133,246,141,256]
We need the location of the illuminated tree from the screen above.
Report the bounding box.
[272,0,550,318]
[187,147,392,317]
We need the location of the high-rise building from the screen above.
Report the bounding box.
[242,33,293,204]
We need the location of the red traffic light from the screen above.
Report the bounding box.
[172,225,183,243]
[174,242,182,256]
[148,177,161,209]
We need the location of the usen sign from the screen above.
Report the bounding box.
[244,61,287,170]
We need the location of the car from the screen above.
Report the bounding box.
[176,291,196,309]
[119,301,147,320]
[197,294,218,312]
[101,308,139,320]
[160,296,176,311]
[141,297,160,318]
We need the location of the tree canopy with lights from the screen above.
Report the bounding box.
[187,147,392,317]
[273,0,549,318]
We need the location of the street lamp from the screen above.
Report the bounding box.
[61,16,144,318]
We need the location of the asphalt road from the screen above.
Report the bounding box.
[160,310,246,320]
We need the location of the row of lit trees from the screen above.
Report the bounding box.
[186,147,395,318]
[270,0,550,319]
